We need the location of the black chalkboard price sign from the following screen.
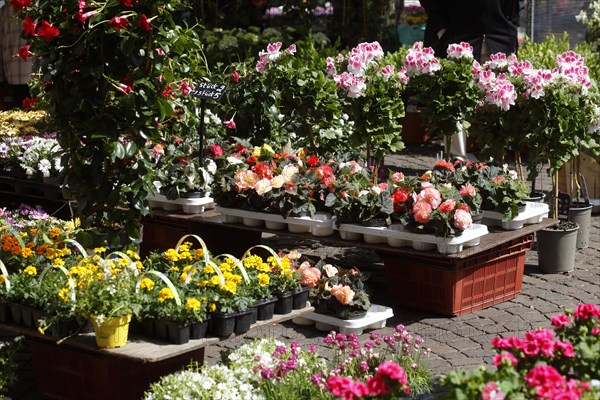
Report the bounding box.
[191,81,227,101]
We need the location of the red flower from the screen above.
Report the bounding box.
[209,143,223,157]
[14,45,33,61]
[434,159,455,172]
[306,156,319,167]
[23,15,37,37]
[231,71,240,83]
[10,0,31,12]
[22,97,38,109]
[439,199,456,213]
[37,20,59,42]
[109,16,129,31]
[138,14,151,31]
[118,0,133,6]
[252,162,274,179]
[245,156,258,164]
[161,85,174,98]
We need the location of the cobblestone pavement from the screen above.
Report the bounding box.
[6,142,600,399]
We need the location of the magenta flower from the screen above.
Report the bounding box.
[551,313,571,329]
[493,352,518,367]
[109,15,129,31]
[446,42,474,60]
[223,118,236,129]
[574,303,600,320]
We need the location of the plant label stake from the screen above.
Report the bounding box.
[191,81,226,191]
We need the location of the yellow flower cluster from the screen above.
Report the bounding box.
[0,110,49,138]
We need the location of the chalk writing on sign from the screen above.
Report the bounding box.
[191,81,227,101]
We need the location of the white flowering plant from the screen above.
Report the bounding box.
[577,0,600,52]
[17,135,63,180]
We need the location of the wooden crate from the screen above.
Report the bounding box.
[558,153,600,199]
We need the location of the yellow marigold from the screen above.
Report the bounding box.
[218,262,232,273]
[135,261,144,271]
[126,249,140,260]
[158,287,175,302]
[49,227,61,238]
[179,272,188,283]
[257,262,271,273]
[209,275,222,286]
[164,248,180,263]
[23,266,37,276]
[56,248,72,257]
[52,258,65,267]
[242,254,262,268]
[185,298,201,312]
[58,287,71,302]
[93,247,107,254]
[230,274,242,284]
[197,279,209,287]
[138,278,154,291]
[178,242,191,252]
[257,273,270,287]
[193,249,204,260]
[203,265,215,274]
[20,247,33,258]
[118,258,129,267]
[179,250,192,261]
[222,280,237,294]
[169,266,180,273]
[208,303,216,312]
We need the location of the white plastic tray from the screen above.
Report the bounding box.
[147,194,215,214]
[337,223,488,254]
[482,201,549,230]
[296,304,394,335]
[214,206,336,236]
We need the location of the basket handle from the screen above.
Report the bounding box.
[213,253,250,284]
[242,244,282,267]
[175,234,210,264]
[136,270,182,306]
[38,265,76,302]
[63,238,88,258]
[0,259,11,292]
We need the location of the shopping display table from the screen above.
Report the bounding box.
[150,210,555,316]
[0,307,313,400]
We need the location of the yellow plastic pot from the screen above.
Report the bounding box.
[91,314,132,348]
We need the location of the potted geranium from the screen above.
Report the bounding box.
[404,41,480,161]
[443,303,600,398]
[521,51,600,272]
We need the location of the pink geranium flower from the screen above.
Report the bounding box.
[412,200,433,224]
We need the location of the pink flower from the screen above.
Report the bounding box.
[331,284,355,305]
[155,48,165,57]
[493,352,518,367]
[555,341,575,358]
[574,303,600,320]
[416,187,442,209]
[453,209,472,231]
[234,170,259,192]
[325,57,336,76]
[447,42,474,60]
[224,118,236,129]
[412,200,433,224]
[459,183,477,198]
[287,44,297,54]
[592,327,599,336]
[381,65,395,81]
[231,71,240,83]
[377,361,408,384]
[325,376,369,400]
[254,178,273,196]
[109,15,129,31]
[482,382,506,400]
[551,313,571,329]
[391,171,404,183]
[366,375,390,396]
[439,199,456,213]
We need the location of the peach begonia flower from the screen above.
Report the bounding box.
[391,171,404,183]
[234,169,259,192]
[331,284,355,305]
[322,264,338,278]
[416,187,442,209]
[412,200,433,224]
[281,164,299,183]
[439,199,456,213]
[270,175,285,189]
[298,262,321,287]
[459,183,477,197]
[254,178,273,196]
[453,208,472,231]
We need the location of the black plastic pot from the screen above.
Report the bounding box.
[234,309,254,334]
[153,319,169,342]
[165,320,190,345]
[274,292,294,315]
[209,312,237,337]
[190,318,210,340]
[292,286,310,310]
[255,298,277,321]
[141,318,155,338]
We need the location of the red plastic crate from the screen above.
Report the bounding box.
[383,235,533,316]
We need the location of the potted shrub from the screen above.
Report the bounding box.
[520,51,600,272]
[13,0,207,245]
